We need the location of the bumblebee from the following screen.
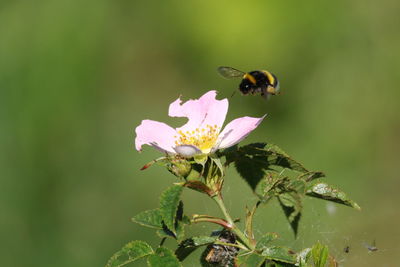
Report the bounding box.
[217,66,280,99]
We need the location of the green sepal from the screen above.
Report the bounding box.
[141,156,194,180]
[194,154,208,165]
[306,182,361,210]
[140,157,169,171]
[147,247,182,267]
[181,181,215,196]
[245,202,260,245]
[105,240,153,267]
[210,156,225,177]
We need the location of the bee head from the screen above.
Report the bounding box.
[273,79,280,93]
[239,79,253,95]
[270,73,280,93]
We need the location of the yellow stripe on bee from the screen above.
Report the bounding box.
[243,73,257,85]
[267,86,277,94]
[262,70,275,85]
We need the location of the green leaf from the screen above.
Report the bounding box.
[262,144,308,173]
[310,242,328,267]
[223,143,308,191]
[245,143,308,173]
[257,172,290,200]
[156,202,189,241]
[147,247,182,267]
[175,236,218,261]
[156,187,188,241]
[288,180,306,194]
[237,253,266,267]
[306,183,361,210]
[266,262,297,267]
[277,192,302,237]
[156,224,176,239]
[256,232,279,250]
[260,246,297,264]
[174,201,186,242]
[106,240,153,267]
[159,185,184,233]
[297,171,325,182]
[132,209,163,229]
[234,152,268,190]
[258,174,306,236]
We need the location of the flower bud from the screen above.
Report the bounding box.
[167,158,192,178]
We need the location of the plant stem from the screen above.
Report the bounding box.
[212,193,255,250]
[191,215,232,229]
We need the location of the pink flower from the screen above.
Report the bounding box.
[135,91,265,157]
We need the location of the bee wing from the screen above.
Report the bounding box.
[217,66,245,79]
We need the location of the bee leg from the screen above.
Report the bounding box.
[261,87,270,100]
[261,93,270,100]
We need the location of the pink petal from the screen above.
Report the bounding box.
[168,90,228,133]
[135,120,177,153]
[174,145,202,158]
[217,115,266,149]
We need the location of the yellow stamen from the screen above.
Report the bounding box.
[175,124,220,153]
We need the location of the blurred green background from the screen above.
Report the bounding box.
[1,0,399,266]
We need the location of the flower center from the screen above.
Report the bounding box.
[174,124,220,153]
